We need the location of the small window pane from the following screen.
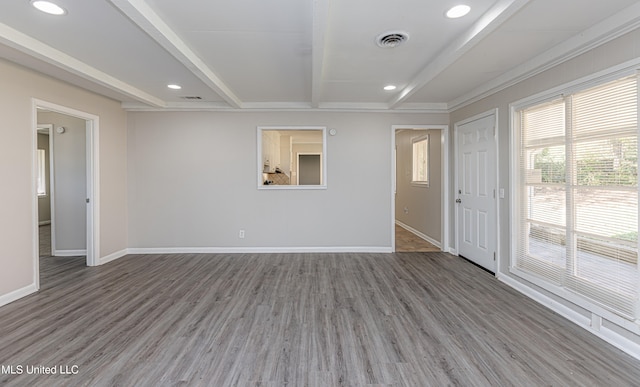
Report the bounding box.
[412,136,429,185]
[37,149,46,196]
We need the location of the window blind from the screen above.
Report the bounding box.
[515,74,639,319]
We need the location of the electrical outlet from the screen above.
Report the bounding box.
[239,229,245,239]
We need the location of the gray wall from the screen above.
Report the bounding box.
[449,29,640,348]
[37,132,51,224]
[127,111,448,249]
[38,111,87,252]
[395,129,442,243]
[292,142,322,185]
[0,58,128,300]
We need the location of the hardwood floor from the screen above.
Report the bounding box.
[394,224,440,252]
[1,252,639,386]
[39,224,51,258]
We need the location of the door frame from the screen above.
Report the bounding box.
[297,152,323,185]
[453,108,500,271]
[391,124,449,253]
[36,124,56,256]
[31,99,100,289]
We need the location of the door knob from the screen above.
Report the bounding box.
[456,198,462,203]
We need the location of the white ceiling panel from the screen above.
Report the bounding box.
[0,0,226,105]
[0,0,638,111]
[184,30,311,102]
[405,0,640,105]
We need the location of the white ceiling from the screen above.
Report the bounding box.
[0,0,639,112]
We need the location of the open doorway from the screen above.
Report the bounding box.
[298,153,322,185]
[391,125,449,252]
[36,124,54,259]
[32,99,99,289]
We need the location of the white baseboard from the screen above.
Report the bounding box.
[498,273,640,362]
[395,220,442,249]
[99,249,128,265]
[54,249,87,257]
[38,220,51,226]
[127,246,393,255]
[0,283,37,308]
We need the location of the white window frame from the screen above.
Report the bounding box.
[257,126,327,190]
[510,62,640,323]
[411,134,429,187]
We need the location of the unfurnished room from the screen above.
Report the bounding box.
[1,0,640,386]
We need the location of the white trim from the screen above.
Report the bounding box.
[121,101,449,114]
[494,108,502,273]
[509,266,640,329]
[85,117,100,267]
[498,273,640,361]
[32,99,100,269]
[35,124,53,235]
[410,134,430,186]
[128,246,393,254]
[310,0,329,107]
[30,116,39,289]
[99,249,129,265]
[54,250,88,257]
[453,109,500,272]
[108,0,242,109]
[511,58,640,111]
[38,124,57,256]
[391,125,449,253]
[0,283,38,308]
[0,22,164,108]
[447,2,640,112]
[257,126,327,190]
[389,0,531,108]
[395,220,441,249]
[508,67,640,319]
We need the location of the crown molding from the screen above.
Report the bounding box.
[0,22,165,108]
[108,0,243,109]
[388,0,531,109]
[447,2,640,112]
[121,100,449,113]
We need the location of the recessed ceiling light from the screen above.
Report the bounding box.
[31,1,67,16]
[446,4,471,18]
[384,85,397,91]
[167,84,182,90]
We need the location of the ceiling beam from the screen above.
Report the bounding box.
[109,0,243,109]
[311,0,330,108]
[0,22,166,108]
[388,0,531,109]
[447,1,640,111]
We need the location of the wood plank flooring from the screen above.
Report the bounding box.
[394,225,440,252]
[39,224,51,258]
[1,252,640,386]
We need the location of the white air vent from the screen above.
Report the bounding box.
[376,31,409,48]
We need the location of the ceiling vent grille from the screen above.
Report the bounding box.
[376,31,409,48]
[180,96,202,100]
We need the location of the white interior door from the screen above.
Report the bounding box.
[456,114,497,272]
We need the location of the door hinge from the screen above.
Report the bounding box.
[493,252,496,261]
[86,198,90,203]
[493,189,496,198]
